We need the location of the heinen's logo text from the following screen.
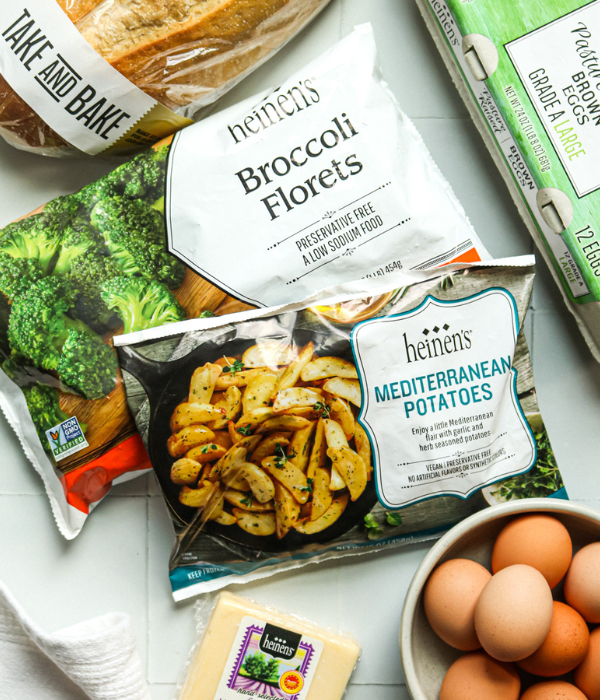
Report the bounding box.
[404,324,472,363]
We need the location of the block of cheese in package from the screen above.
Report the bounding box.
[415,0,600,361]
[0,24,489,539]
[178,592,360,700]
[0,0,332,156]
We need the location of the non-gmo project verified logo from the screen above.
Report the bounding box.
[45,417,88,462]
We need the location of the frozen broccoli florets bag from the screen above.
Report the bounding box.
[0,26,488,538]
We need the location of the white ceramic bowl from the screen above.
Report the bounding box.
[399,499,600,700]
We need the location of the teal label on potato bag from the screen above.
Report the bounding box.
[45,416,88,461]
[351,289,536,509]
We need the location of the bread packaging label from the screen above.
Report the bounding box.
[0,2,193,154]
[0,25,492,539]
[416,0,600,360]
[116,256,568,600]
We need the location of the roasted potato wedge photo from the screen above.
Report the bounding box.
[311,467,333,521]
[287,422,315,472]
[221,470,250,492]
[178,481,216,508]
[208,386,242,430]
[167,341,373,541]
[218,433,260,457]
[228,420,245,444]
[171,402,226,431]
[330,464,347,491]
[295,494,349,534]
[322,377,362,407]
[251,434,290,465]
[280,406,322,420]
[242,341,297,369]
[243,373,279,413]
[167,424,215,457]
[327,397,355,440]
[306,418,327,480]
[189,362,222,403]
[300,356,358,382]
[224,489,274,512]
[200,484,226,522]
[274,482,301,539]
[262,456,311,504]
[235,407,276,431]
[233,509,277,536]
[171,458,204,485]
[324,418,349,450]
[218,445,248,478]
[185,443,227,464]
[327,446,368,501]
[214,367,273,391]
[354,422,373,479]
[213,511,237,526]
[239,462,276,503]
[272,387,322,413]
[256,415,312,434]
[209,430,233,451]
[271,342,315,397]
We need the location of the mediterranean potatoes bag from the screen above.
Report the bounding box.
[0,0,332,156]
[0,25,488,539]
[116,256,567,600]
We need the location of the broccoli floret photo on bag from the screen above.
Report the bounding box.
[76,146,169,213]
[61,251,121,331]
[0,141,186,409]
[0,212,64,274]
[102,277,186,334]
[0,253,44,301]
[7,277,118,400]
[91,196,185,288]
[52,220,105,276]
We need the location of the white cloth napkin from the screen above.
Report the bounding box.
[0,580,151,700]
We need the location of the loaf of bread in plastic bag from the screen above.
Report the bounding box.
[0,0,330,156]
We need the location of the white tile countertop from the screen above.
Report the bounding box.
[2,1,600,699]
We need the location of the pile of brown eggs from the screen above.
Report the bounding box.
[423,514,600,700]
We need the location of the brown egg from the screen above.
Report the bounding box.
[521,681,588,700]
[492,515,572,588]
[565,542,600,623]
[439,651,520,700]
[474,564,553,662]
[424,558,492,651]
[575,626,600,700]
[518,602,590,676]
